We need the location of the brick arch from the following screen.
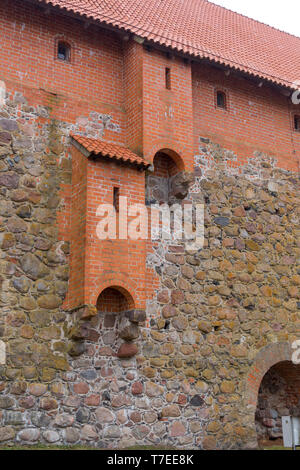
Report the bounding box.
[145,140,188,171]
[244,342,292,408]
[96,286,135,312]
[90,273,139,309]
[153,148,185,173]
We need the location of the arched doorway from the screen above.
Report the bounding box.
[244,342,295,449]
[256,361,300,447]
[146,148,191,205]
[96,286,140,358]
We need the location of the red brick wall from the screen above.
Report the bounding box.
[142,48,194,171]
[124,41,144,155]
[0,0,125,135]
[192,63,300,171]
[153,152,179,178]
[85,157,148,309]
[67,147,152,311]
[67,146,87,308]
[272,362,300,412]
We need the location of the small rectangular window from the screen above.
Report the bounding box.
[113,187,120,212]
[165,68,171,90]
[216,91,226,109]
[57,41,71,62]
[294,115,300,131]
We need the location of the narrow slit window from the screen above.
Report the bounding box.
[113,187,120,212]
[216,91,227,109]
[165,67,171,90]
[57,41,71,62]
[294,115,300,131]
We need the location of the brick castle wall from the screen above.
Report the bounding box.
[0,0,299,449]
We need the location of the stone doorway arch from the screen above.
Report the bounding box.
[244,342,294,448]
[255,360,300,446]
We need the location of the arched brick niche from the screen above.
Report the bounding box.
[256,360,300,445]
[90,274,142,310]
[146,148,193,205]
[96,286,145,359]
[68,280,146,358]
[243,342,293,447]
[245,342,292,408]
[96,286,135,313]
[155,148,185,173]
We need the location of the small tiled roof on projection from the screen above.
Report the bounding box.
[35,0,300,90]
[70,134,151,169]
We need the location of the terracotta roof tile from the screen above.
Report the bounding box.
[71,134,150,168]
[36,0,300,90]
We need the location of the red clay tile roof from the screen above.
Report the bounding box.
[71,134,151,168]
[36,0,300,90]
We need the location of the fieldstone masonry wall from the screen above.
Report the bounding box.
[0,89,299,449]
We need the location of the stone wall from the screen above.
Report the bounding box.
[143,140,300,449]
[0,88,299,448]
[0,89,70,444]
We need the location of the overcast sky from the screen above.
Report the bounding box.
[210,0,299,37]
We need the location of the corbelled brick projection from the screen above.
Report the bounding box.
[0,0,299,449]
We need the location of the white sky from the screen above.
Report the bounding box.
[210,0,300,37]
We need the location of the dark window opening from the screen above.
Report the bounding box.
[216,91,226,109]
[57,41,71,61]
[165,67,171,90]
[113,187,120,212]
[294,115,300,131]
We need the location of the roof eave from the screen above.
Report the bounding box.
[31,0,299,94]
[70,136,92,158]
[90,152,150,170]
[70,135,150,170]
